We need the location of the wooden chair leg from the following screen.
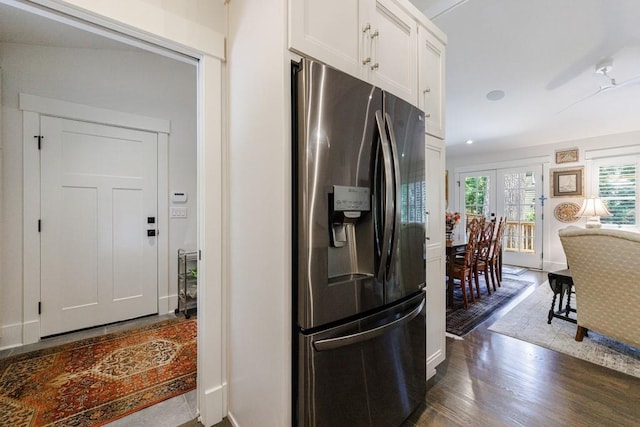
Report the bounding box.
[575,326,588,342]
[458,278,468,309]
[467,271,476,303]
[484,268,492,295]
[490,263,498,290]
[473,269,481,298]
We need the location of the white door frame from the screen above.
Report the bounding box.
[7,0,227,424]
[21,93,170,341]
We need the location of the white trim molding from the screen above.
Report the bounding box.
[20,93,171,133]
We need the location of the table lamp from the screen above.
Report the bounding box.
[576,197,612,228]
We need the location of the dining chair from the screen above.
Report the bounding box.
[487,217,505,290]
[473,220,495,296]
[452,219,481,308]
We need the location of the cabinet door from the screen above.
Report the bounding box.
[425,135,446,379]
[365,0,418,105]
[288,0,365,78]
[418,26,445,138]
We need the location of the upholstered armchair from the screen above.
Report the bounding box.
[558,226,640,348]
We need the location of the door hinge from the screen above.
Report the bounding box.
[38,301,42,315]
[198,250,202,261]
[38,219,41,232]
[34,135,44,150]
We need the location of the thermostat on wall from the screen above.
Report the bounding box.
[171,191,188,203]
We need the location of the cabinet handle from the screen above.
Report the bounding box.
[423,87,431,94]
[371,63,379,70]
[362,23,372,66]
[425,113,432,118]
[371,29,379,38]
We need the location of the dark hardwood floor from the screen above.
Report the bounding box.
[404,270,640,427]
[208,270,639,427]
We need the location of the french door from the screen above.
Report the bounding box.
[459,165,543,269]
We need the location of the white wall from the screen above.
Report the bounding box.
[227,0,291,425]
[446,131,640,272]
[0,41,197,342]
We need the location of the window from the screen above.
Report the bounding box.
[595,160,637,226]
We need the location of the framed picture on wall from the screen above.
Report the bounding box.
[555,147,579,164]
[551,167,583,197]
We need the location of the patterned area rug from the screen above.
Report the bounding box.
[447,277,533,336]
[0,317,196,426]
[489,283,640,378]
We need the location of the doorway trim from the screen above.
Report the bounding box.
[21,93,171,342]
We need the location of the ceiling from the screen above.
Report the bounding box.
[410,0,640,157]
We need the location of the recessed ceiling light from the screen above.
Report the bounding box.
[486,90,505,101]
[466,139,474,144]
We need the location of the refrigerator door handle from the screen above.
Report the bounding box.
[384,113,402,280]
[375,110,395,282]
[313,297,424,351]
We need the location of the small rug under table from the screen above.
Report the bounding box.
[0,317,196,426]
[447,276,533,336]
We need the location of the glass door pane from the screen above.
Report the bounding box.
[498,165,543,269]
[458,170,496,239]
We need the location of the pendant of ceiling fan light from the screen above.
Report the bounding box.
[595,59,613,77]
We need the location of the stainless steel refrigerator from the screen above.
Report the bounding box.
[292,58,427,426]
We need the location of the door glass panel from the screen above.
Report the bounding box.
[464,175,491,219]
[502,171,536,253]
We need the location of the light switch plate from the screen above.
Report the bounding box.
[170,207,187,218]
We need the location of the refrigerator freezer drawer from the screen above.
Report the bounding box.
[297,293,426,427]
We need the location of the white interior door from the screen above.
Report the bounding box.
[497,165,543,269]
[40,116,158,336]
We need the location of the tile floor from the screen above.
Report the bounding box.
[0,313,200,426]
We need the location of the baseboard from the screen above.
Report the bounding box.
[0,321,23,350]
[200,382,225,427]
[544,261,566,273]
[23,319,40,345]
[159,294,179,314]
[226,412,239,427]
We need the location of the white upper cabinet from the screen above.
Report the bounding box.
[363,0,417,104]
[418,25,446,138]
[289,0,418,105]
[288,0,364,78]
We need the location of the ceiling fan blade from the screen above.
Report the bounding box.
[557,86,611,114]
[615,74,640,88]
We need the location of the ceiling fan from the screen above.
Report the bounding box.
[558,59,640,113]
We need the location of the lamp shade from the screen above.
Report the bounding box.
[576,197,612,228]
[576,197,612,217]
